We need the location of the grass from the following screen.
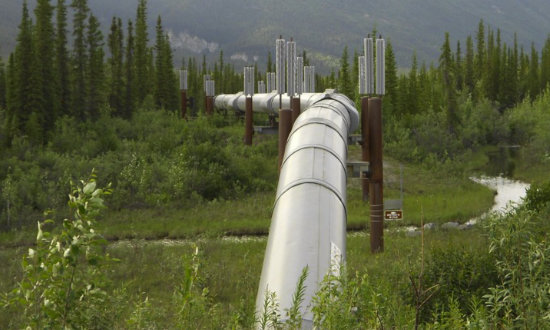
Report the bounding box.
[0,227,489,327]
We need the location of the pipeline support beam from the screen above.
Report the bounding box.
[361,97,369,201]
[245,97,253,145]
[368,97,383,253]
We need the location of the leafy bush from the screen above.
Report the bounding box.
[523,181,550,213]
[483,208,550,328]
[420,245,498,323]
[2,173,116,328]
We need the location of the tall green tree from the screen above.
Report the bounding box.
[528,42,540,100]
[71,0,89,121]
[108,17,124,115]
[135,0,150,104]
[4,55,16,146]
[0,58,6,110]
[123,19,136,119]
[338,46,352,97]
[153,16,177,110]
[302,50,309,66]
[455,40,464,90]
[87,14,105,120]
[266,50,273,73]
[440,32,459,135]
[55,0,71,117]
[475,20,486,85]
[540,36,550,91]
[384,40,399,114]
[34,0,56,136]
[464,35,475,94]
[13,1,35,134]
[408,52,419,115]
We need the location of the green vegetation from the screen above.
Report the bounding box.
[1,0,550,328]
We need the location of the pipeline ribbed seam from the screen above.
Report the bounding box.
[311,95,355,130]
[306,102,351,131]
[288,119,347,148]
[281,144,347,173]
[274,179,347,215]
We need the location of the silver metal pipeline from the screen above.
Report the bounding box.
[214,91,334,115]
[257,92,358,327]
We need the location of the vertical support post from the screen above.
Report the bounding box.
[245,96,253,145]
[205,79,214,116]
[361,97,369,201]
[205,95,214,116]
[368,97,383,253]
[278,109,292,171]
[180,70,188,119]
[181,90,187,119]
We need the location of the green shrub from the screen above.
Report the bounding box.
[2,173,116,328]
[523,181,550,213]
[420,245,498,323]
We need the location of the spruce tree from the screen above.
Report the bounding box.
[56,0,71,118]
[34,0,56,137]
[0,58,6,110]
[135,0,150,104]
[338,46,352,97]
[440,32,459,135]
[154,15,166,109]
[518,46,530,100]
[14,1,35,134]
[465,35,475,94]
[408,52,419,115]
[475,20,486,84]
[71,0,89,121]
[455,40,464,90]
[540,36,550,91]
[108,17,124,115]
[384,40,399,114]
[123,20,136,119]
[266,50,273,73]
[5,55,16,146]
[162,32,178,110]
[87,14,105,120]
[528,42,540,100]
[153,16,177,110]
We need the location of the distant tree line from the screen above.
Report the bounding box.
[0,0,246,148]
[333,21,550,144]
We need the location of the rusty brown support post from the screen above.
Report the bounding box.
[245,96,253,145]
[278,109,292,171]
[291,96,301,124]
[180,90,187,119]
[368,97,383,253]
[205,96,213,116]
[361,97,370,202]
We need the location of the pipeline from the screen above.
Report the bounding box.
[214,91,332,115]
[214,91,359,327]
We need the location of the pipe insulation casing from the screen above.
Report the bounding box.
[276,39,286,94]
[255,93,359,326]
[287,41,296,97]
[296,57,304,95]
[179,70,188,90]
[364,37,374,94]
[376,38,385,95]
